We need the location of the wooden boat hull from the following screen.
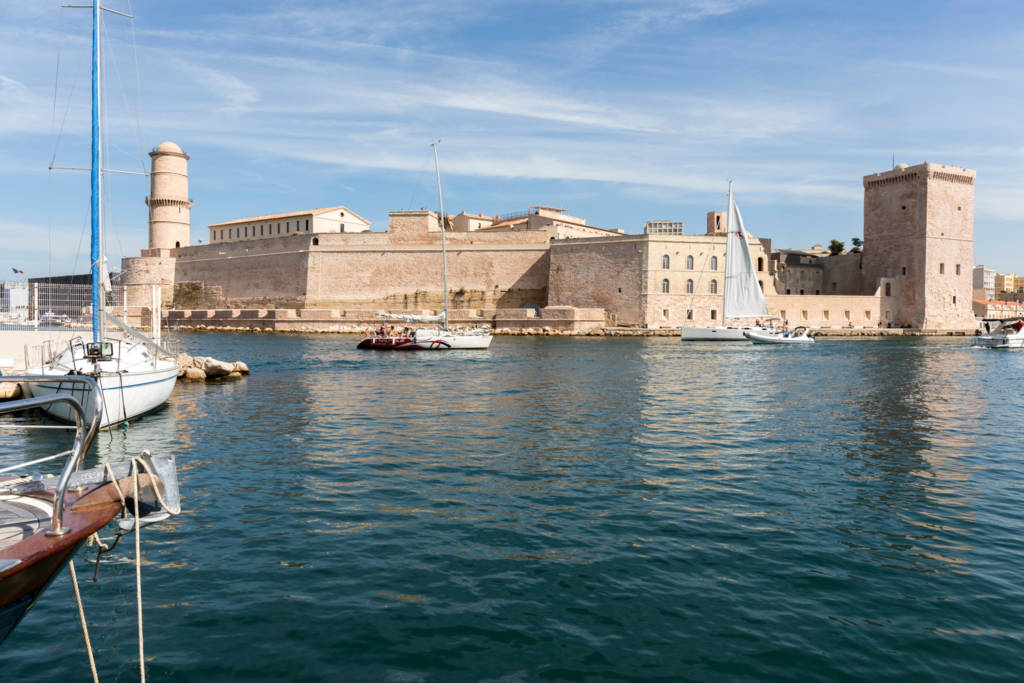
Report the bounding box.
[0,485,124,644]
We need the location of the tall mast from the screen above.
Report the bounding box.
[432,142,449,331]
[90,0,104,342]
[723,180,733,320]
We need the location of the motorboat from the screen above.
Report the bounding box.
[975,318,1024,349]
[744,326,816,344]
[0,375,180,644]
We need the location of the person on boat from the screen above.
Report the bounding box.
[781,322,790,338]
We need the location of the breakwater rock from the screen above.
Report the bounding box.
[176,354,250,382]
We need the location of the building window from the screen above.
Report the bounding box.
[175,241,180,248]
[940,263,945,275]
[662,279,670,293]
[686,310,693,320]
[901,266,907,275]
[865,310,871,320]
[884,283,891,296]
[757,257,764,272]
[312,237,319,245]
[662,254,670,269]
[662,309,669,320]
[277,223,281,234]
[956,264,961,275]
[831,282,837,291]
[244,226,248,237]
[306,219,310,231]
[823,310,830,321]
[686,255,694,269]
[710,256,718,270]
[780,310,786,321]
[799,289,804,295]
[710,279,718,294]
[802,310,808,320]
[786,289,791,294]
[758,280,764,291]
[710,310,717,320]
[953,295,957,304]
[686,279,694,294]
[260,225,264,236]
[844,310,850,320]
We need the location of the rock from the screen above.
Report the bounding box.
[183,367,207,381]
[232,361,250,375]
[0,382,23,400]
[226,371,244,379]
[203,358,234,379]
[190,355,209,369]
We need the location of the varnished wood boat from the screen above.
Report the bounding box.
[0,376,180,644]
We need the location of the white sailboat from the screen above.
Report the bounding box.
[25,3,178,427]
[680,182,771,341]
[359,144,492,351]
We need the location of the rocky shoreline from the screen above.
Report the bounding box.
[176,354,250,381]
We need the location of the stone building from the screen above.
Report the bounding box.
[862,162,975,329]
[121,147,978,332]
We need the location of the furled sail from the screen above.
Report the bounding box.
[723,188,769,319]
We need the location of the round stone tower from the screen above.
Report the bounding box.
[145,141,193,250]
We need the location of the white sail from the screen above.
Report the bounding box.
[723,188,768,319]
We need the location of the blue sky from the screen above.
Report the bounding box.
[2,0,1022,277]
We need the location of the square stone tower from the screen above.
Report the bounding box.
[862,162,976,329]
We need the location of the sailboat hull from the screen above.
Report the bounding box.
[680,326,765,342]
[24,340,177,427]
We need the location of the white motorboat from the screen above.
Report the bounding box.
[23,2,178,427]
[744,326,816,344]
[681,182,772,342]
[975,318,1024,349]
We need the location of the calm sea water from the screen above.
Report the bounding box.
[2,333,1024,681]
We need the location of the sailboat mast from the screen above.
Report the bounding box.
[90,0,103,342]
[432,142,449,331]
[723,180,733,321]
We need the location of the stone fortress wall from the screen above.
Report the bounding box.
[122,145,980,333]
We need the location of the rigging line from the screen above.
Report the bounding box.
[127,0,148,174]
[49,6,65,169]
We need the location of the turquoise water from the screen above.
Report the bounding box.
[3,334,1024,680]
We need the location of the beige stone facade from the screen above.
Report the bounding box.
[862,163,975,329]
[549,232,775,327]
[122,146,980,333]
[208,206,370,243]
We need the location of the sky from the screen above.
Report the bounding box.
[2,0,1023,277]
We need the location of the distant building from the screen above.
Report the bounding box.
[643,220,684,235]
[209,207,370,244]
[973,265,995,301]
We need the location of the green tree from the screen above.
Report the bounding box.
[828,239,845,255]
[851,237,863,248]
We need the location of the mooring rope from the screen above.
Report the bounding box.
[69,559,100,683]
[132,458,146,683]
[73,454,172,681]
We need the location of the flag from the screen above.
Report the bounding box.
[10,268,23,274]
